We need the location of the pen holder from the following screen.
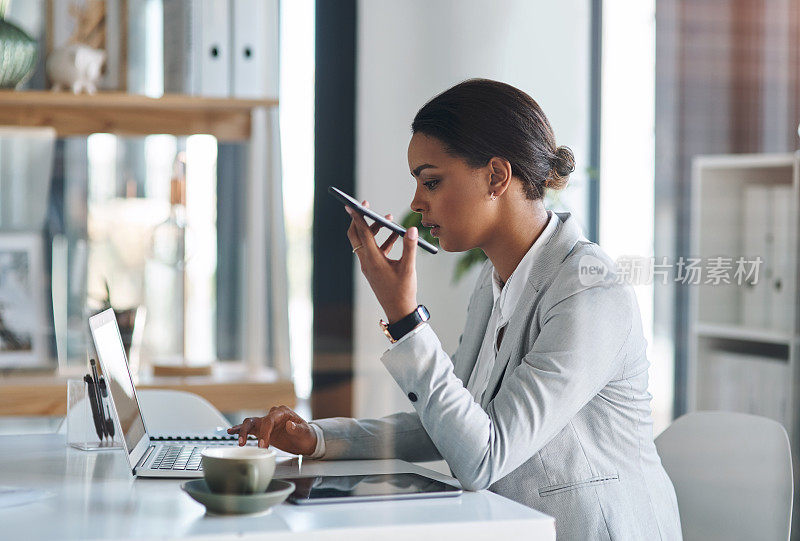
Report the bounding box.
[66,378,122,450]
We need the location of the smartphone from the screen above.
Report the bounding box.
[328,186,438,254]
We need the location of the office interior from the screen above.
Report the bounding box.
[0,0,798,539]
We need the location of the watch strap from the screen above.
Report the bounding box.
[385,305,430,341]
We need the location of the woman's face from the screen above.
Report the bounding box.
[407,133,492,252]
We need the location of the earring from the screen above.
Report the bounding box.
[490,192,497,201]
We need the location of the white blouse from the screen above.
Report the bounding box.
[465,210,556,402]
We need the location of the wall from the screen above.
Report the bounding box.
[353,0,592,419]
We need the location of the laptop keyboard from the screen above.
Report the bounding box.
[150,445,204,471]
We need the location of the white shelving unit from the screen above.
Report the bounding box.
[688,151,798,454]
[694,322,793,345]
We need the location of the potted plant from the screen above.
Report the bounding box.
[93,280,146,375]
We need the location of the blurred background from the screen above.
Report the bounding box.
[0,0,799,534]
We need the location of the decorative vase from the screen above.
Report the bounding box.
[0,16,37,89]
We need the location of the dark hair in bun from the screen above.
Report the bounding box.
[412,78,573,200]
[545,145,575,191]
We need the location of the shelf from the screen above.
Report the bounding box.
[0,90,278,141]
[693,152,797,170]
[0,363,295,416]
[694,322,794,345]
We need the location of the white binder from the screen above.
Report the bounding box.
[701,348,789,427]
[164,0,230,96]
[163,0,196,94]
[199,0,231,97]
[740,184,771,329]
[231,0,280,98]
[769,185,793,332]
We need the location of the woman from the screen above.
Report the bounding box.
[229,79,682,539]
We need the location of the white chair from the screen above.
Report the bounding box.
[655,411,793,541]
[136,389,230,435]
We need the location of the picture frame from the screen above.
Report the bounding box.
[0,233,48,369]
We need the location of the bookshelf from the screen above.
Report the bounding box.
[688,151,798,466]
[0,90,291,394]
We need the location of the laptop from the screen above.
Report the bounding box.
[88,308,244,478]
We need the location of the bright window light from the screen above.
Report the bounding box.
[280,0,315,399]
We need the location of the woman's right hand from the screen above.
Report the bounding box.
[227,405,317,456]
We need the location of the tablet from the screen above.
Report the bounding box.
[328,185,439,254]
[284,472,462,504]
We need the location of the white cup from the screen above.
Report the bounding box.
[201,446,277,494]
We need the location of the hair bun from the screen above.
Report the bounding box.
[545,145,575,191]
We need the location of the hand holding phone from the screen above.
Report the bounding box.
[328,186,438,254]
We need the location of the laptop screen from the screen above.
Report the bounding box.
[90,313,147,454]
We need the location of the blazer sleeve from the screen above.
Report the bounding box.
[308,261,488,463]
[309,411,442,462]
[380,281,634,491]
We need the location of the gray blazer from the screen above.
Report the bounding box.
[313,212,682,540]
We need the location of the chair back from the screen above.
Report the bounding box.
[655,411,793,541]
[136,389,230,435]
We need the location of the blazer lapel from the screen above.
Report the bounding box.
[453,279,493,385]
[479,212,586,408]
[480,279,538,408]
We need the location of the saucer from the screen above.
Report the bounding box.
[182,479,295,516]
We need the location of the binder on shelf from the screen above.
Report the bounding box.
[199,0,231,97]
[769,185,793,332]
[740,184,771,329]
[713,349,744,413]
[163,0,230,97]
[231,0,280,99]
[163,0,196,95]
[699,348,789,427]
[757,357,790,428]
[695,348,721,410]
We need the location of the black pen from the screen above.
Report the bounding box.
[98,376,115,439]
[84,373,105,441]
[89,359,107,439]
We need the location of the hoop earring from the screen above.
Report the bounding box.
[490,192,497,201]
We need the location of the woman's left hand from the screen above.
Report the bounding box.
[346,201,419,323]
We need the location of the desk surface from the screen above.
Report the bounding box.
[0,434,555,540]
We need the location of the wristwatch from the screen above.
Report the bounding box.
[380,305,430,343]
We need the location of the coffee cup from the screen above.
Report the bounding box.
[201,446,277,494]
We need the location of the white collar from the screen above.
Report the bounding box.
[491,210,557,323]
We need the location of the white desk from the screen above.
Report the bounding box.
[0,434,555,540]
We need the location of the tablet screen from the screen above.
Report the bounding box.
[285,473,462,504]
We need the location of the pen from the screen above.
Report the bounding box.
[84,373,105,441]
[98,376,115,439]
[89,359,107,439]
